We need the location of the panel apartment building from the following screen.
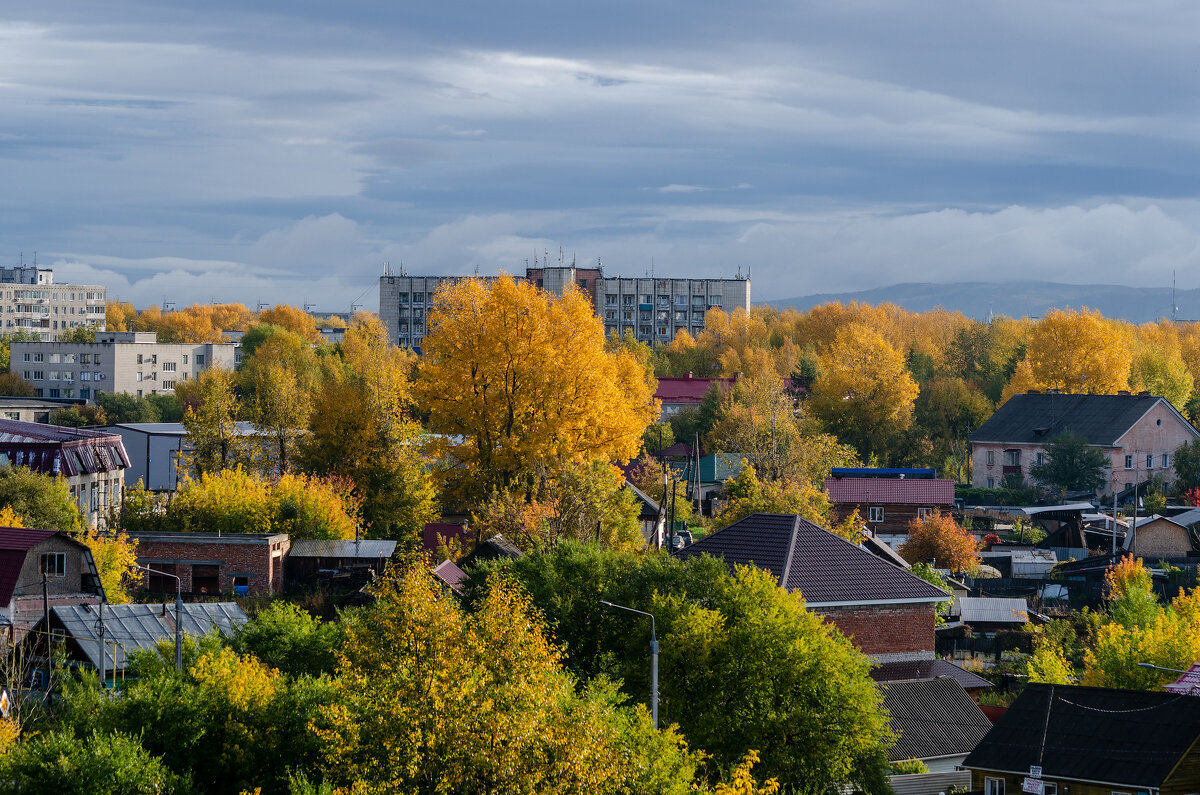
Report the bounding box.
[11,332,239,402]
[379,265,750,348]
[0,265,106,339]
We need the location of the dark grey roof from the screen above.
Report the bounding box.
[870,659,993,690]
[965,683,1200,787]
[457,533,524,568]
[969,392,1196,446]
[625,483,662,521]
[881,677,993,762]
[860,533,912,569]
[288,539,397,559]
[672,513,949,606]
[51,601,248,673]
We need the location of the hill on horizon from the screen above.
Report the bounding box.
[765,281,1198,324]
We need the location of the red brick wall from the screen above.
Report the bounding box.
[132,536,289,596]
[815,603,935,658]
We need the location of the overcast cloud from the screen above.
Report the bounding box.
[4,2,1200,310]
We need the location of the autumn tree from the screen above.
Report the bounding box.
[1005,308,1133,398]
[317,562,699,794]
[0,372,34,397]
[257,304,320,343]
[50,404,109,428]
[181,368,247,477]
[1029,430,1109,497]
[898,513,979,573]
[104,300,136,332]
[713,462,862,540]
[416,276,656,501]
[240,328,319,473]
[302,316,436,540]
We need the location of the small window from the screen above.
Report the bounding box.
[986,477,995,489]
[1035,452,1045,465]
[916,507,934,520]
[1146,454,1154,470]
[1124,455,1134,469]
[40,552,65,577]
[1003,450,1021,466]
[869,507,885,523]
[985,450,995,466]
[1163,453,1170,468]
[1041,785,1057,795]
[195,354,205,366]
[983,779,1005,795]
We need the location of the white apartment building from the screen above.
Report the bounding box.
[11,332,240,402]
[0,265,106,339]
[379,265,750,348]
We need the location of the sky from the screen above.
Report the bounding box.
[4,2,1200,311]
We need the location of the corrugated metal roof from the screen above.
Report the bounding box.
[432,560,468,594]
[824,477,955,506]
[0,419,129,476]
[956,596,1029,624]
[871,658,993,690]
[881,677,993,762]
[673,513,950,606]
[288,539,397,559]
[53,601,248,672]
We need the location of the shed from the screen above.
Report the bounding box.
[287,538,397,584]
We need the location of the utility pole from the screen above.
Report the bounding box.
[97,599,106,690]
[41,573,49,698]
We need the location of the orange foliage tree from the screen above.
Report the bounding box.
[898,513,979,573]
[256,304,320,343]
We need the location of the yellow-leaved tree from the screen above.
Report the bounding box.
[1004,308,1133,400]
[416,275,657,501]
[808,323,919,461]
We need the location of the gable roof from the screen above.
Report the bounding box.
[654,375,735,405]
[969,392,1198,446]
[965,683,1200,786]
[0,528,86,603]
[881,677,993,762]
[824,477,955,506]
[50,601,248,673]
[870,658,993,690]
[432,559,468,594]
[672,513,948,607]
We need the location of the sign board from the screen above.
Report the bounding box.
[1029,765,1042,778]
[1165,663,1200,695]
[1022,778,1044,794]
[0,689,9,719]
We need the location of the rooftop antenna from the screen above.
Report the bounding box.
[303,301,315,313]
[736,265,743,279]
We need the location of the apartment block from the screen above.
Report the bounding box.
[0,265,106,339]
[379,264,749,348]
[11,332,240,402]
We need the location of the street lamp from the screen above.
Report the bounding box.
[137,565,183,672]
[600,600,659,728]
[1137,662,1191,675]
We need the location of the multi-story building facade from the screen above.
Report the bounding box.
[379,265,750,349]
[0,265,106,339]
[11,332,239,402]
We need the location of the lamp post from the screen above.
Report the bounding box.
[1137,662,1192,675]
[137,565,183,672]
[600,600,658,728]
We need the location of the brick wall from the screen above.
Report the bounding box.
[829,503,944,536]
[131,534,290,596]
[816,603,935,660]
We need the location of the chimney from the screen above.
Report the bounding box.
[1138,390,1151,397]
[686,371,693,379]
[1118,390,1131,396]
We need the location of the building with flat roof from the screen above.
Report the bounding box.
[11,332,239,402]
[0,265,106,340]
[379,264,750,349]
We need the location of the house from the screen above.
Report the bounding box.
[287,538,397,585]
[432,559,468,594]
[0,396,85,424]
[0,527,105,640]
[1127,506,1200,558]
[0,419,129,527]
[953,596,1031,636]
[824,468,955,549]
[30,601,248,679]
[672,513,950,661]
[965,683,1200,794]
[969,391,1200,496]
[626,483,666,548]
[654,373,737,417]
[880,677,993,774]
[127,531,290,596]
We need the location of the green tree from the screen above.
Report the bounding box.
[181,368,247,478]
[96,392,162,424]
[1173,440,1200,494]
[230,602,343,678]
[49,404,108,428]
[472,544,896,790]
[713,462,861,541]
[1029,430,1109,496]
[0,730,187,795]
[0,372,34,397]
[0,465,84,532]
[59,325,98,343]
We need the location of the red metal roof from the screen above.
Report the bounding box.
[654,375,736,405]
[823,477,955,506]
[0,527,58,604]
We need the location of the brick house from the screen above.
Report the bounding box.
[0,527,105,640]
[965,683,1200,794]
[969,391,1200,496]
[824,468,956,549]
[673,513,949,661]
[127,531,290,596]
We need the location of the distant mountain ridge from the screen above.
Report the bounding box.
[765,281,1197,324]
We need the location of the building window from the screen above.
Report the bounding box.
[2,412,16,420]
[1035,452,1045,465]
[1041,785,1056,795]
[147,564,177,593]
[40,552,66,577]
[869,507,885,523]
[182,354,188,364]
[136,372,143,382]
[916,507,934,519]
[1125,455,1134,469]
[195,354,205,366]
[48,389,59,398]
[1163,453,1170,468]
[136,354,143,364]
[983,779,1004,795]
[1147,454,1154,470]
[605,295,616,305]
[163,362,176,372]
[21,353,28,362]
[986,450,994,466]
[162,380,175,389]
[33,353,42,362]
[1003,450,1021,466]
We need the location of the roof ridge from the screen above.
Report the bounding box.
[780,515,800,588]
